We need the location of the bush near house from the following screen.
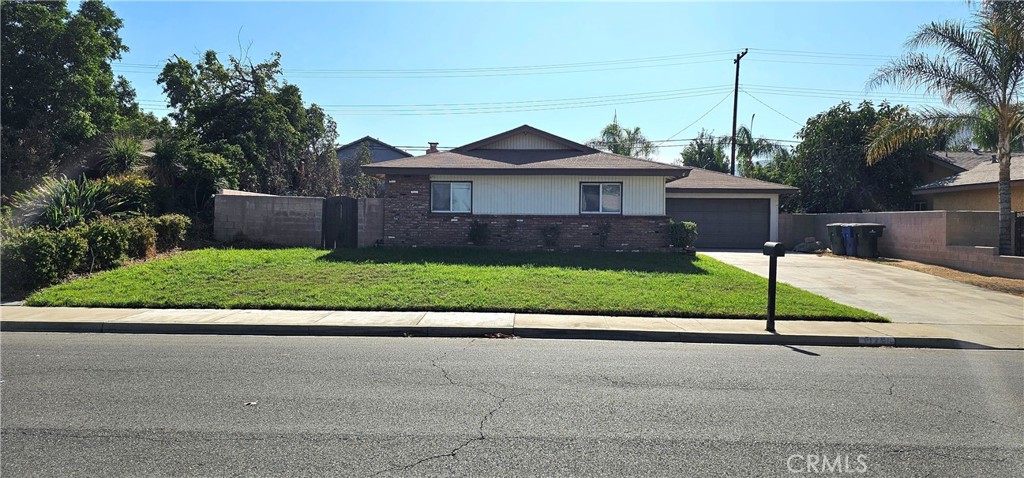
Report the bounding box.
[667,220,698,249]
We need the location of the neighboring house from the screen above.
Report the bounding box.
[913,152,1024,211]
[910,150,992,188]
[362,125,688,250]
[336,136,412,164]
[665,168,798,249]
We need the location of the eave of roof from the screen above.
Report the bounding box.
[361,150,688,177]
[664,167,799,195]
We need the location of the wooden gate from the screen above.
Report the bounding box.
[323,197,358,249]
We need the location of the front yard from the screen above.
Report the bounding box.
[25,247,884,322]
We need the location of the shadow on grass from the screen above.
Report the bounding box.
[316,247,709,274]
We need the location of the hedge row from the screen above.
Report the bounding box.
[1,214,190,298]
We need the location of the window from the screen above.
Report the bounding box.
[580,182,622,214]
[431,182,472,213]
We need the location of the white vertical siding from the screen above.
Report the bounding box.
[481,133,571,150]
[431,175,666,216]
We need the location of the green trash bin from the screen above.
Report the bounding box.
[826,223,846,255]
[854,223,885,258]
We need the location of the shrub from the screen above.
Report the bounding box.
[101,135,143,174]
[468,220,490,246]
[96,173,156,216]
[667,220,698,249]
[541,225,561,247]
[9,175,124,230]
[124,217,157,259]
[80,217,131,270]
[151,214,191,251]
[1,226,88,297]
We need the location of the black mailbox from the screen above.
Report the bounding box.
[763,242,785,257]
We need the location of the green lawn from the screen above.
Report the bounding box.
[25,247,885,322]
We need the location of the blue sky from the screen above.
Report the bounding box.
[109,1,972,161]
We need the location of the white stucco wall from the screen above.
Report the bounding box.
[665,192,781,241]
[431,174,667,216]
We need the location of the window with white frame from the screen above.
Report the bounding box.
[431,181,472,213]
[580,182,622,214]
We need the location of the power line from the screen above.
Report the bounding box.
[740,89,803,126]
[658,92,734,144]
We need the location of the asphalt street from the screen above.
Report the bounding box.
[1,333,1021,477]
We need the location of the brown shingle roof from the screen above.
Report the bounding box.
[914,153,1024,193]
[665,167,799,194]
[361,125,686,177]
[927,150,998,171]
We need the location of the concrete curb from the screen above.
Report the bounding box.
[1,320,998,350]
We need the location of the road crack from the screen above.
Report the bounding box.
[372,344,522,476]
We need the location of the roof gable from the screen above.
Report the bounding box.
[336,136,413,159]
[452,125,598,153]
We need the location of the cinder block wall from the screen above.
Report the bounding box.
[357,198,385,247]
[214,194,325,247]
[779,211,1023,279]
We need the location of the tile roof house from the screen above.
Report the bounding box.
[665,168,798,249]
[913,152,1024,211]
[362,125,688,250]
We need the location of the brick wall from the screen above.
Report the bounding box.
[779,211,1024,279]
[381,175,671,250]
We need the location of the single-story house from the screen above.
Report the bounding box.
[665,168,798,249]
[362,125,689,250]
[336,136,412,164]
[913,152,1024,211]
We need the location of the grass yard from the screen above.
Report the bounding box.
[25,247,884,322]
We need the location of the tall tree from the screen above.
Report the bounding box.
[1,0,132,194]
[676,129,729,172]
[724,125,784,177]
[867,2,1024,254]
[296,106,342,197]
[779,101,925,213]
[586,116,658,159]
[157,51,337,195]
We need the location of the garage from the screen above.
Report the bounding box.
[666,198,770,249]
[665,167,798,250]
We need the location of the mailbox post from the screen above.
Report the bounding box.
[763,242,785,333]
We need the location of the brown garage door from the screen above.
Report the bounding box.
[666,198,769,249]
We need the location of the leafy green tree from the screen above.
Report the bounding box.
[1,0,134,194]
[157,50,337,195]
[783,101,925,213]
[676,129,729,172]
[867,3,1024,253]
[101,135,143,174]
[340,141,382,198]
[586,116,658,159]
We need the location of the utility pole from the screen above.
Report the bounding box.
[730,48,748,176]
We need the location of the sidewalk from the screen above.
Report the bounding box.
[2,305,1019,349]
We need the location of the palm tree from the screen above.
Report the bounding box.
[866,5,1024,254]
[724,121,784,177]
[587,115,658,159]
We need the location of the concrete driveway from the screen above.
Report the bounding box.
[704,251,1023,348]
